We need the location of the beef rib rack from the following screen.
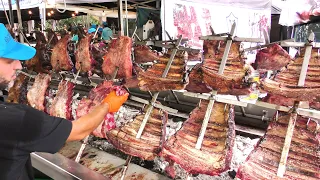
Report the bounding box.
[102,36,132,79]
[137,53,188,91]
[159,101,235,176]
[192,40,252,95]
[75,35,96,74]
[51,35,74,72]
[27,73,51,111]
[49,81,75,120]
[237,113,320,179]
[106,105,168,160]
[76,81,128,138]
[253,44,292,72]
[6,74,28,104]
[261,48,320,100]
[26,31,47,73]
[134,45,159,64]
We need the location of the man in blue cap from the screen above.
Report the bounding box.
[0,23,129,179]
[101,21,113,40]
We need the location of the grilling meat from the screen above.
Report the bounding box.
[75,35,95,74]
[26,31,47,73]
[134,45,159,63]
[160,101,235,176]
[76,81,128,138]
[185,63,211,93]
[237,113,320,180]
[6,74,28,104]
[102,36,132,79]
[254,44,292,72]
[137,53,188,91]
[261,48,320,100]
[106,105,168,160]
[27,73,51,111]
[195,40,252,95]
[49,81,75,120]
[51,35,73,72]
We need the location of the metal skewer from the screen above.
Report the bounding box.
[276,32,314,177]
[120,155,133,180]
[195,22,236,150]
[135,35,183,139]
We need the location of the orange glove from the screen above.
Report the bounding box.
[102,91,129,113]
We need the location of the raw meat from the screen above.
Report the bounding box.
[51,35,73,72]
[106,105,168,160]
[160,101,235,176]
[102,36,132,79]
[137,54,188,91]
[185,63,211,93]
[6,74,28,104]
[134,45,159,63]
[27,73,51,111]
[49,81,75,120]
[201,40,252,95]
[254,44,292,71]
[76,81,128,138]
[261,48,320,100]
[237,112,320,179]
[75,35,95,74]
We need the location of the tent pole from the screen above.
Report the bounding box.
[16,0,24,43]
[118,0,124,36]
[125,0,128,36]
[7,0,14,28]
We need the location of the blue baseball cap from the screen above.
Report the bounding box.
[102,22,108,26]
[0,23,36,60]
[91,24,97,29]
[88,28,96,34]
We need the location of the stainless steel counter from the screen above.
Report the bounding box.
[31,152,109,180]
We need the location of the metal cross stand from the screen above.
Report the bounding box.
[276,32,315,177]
[135,35,183,139]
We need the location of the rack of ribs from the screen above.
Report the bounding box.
[202,40,252,95]
[75,35,96,75]
[51,34,74,72]
[261,47,320,100]
[237,112,320,179]
[137,53,188,91]
[106,105,168,160]
[49,81,75,120]
[253,44,292,72]
[133,45,159,64]
[6,74,29,104]
[76,81,128,138]
[102,36,132,79]
[27,73,51,111]
[26,31,47,73]
[159,101,235,176]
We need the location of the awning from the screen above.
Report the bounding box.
[0,0,43,11]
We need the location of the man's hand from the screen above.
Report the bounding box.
[102,91,129,113]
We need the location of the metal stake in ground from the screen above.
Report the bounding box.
[135,35,183,139]
[75,67,119,163]
[276,32,314,177]
[195,22,236,150]
[120,155,133,180]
